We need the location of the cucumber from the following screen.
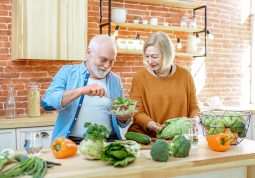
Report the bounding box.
[125,132,151,145]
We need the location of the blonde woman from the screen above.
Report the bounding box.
[129,32,200,138]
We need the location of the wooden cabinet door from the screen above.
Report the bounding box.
[0,129,16,151]
[16,126,54,151]
[12,0,87,60]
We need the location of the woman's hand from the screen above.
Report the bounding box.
[189,115,200,132]
[147,120,164,133]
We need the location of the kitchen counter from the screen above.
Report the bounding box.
[0,114,57,129]
[39,137,255,178]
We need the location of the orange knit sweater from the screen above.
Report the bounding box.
[128,65,200,137]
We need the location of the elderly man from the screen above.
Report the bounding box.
[42,35,130,143]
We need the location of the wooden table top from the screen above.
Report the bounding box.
[39,137,255,178]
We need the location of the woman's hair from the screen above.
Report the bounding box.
[143,32,175,71]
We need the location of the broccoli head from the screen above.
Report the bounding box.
[170,135,191,158]
[150,140,170,162]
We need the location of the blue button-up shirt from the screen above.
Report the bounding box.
[42,62,124,141]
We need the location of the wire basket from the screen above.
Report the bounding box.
[198,110,251,145]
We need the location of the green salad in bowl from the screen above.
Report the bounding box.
[110,97,137,117]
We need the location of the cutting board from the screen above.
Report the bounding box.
[140,138,173,150]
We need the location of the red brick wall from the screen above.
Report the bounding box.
[0,0,252,117]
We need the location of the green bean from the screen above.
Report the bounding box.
[27,157,40,175]
[1,157,35,178]
[38,160,47,178]
[33,158,44,178]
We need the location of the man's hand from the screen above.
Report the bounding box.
[81,84,106,97]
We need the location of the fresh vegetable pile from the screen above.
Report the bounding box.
[199,110,251,144]
[0,149,61,178]
[110,97,136,117]
[157,117,193,139]
[79,122,110,160]
[100,140,141,167]
[150,135,191,162]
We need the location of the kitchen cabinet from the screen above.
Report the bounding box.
[16,126,53,151]
[0,115,56,151]
[99,0,207,58]
[0,129,16,151]
[12,0,87,60]
[0,126,53,151]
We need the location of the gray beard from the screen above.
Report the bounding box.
[89,61,110,79]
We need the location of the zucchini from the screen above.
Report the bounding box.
[125,132,151,145]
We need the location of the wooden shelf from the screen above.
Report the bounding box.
[175,52,204,58]
[113,22,204,33]
[117,49,204,58]
[118,49,143,54]
[124,0,206,9]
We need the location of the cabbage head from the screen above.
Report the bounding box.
[79,139,104,160]
[157,117,193,139]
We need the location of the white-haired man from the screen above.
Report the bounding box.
[42,35,130,144]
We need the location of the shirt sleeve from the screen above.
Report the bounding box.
[130,76,151,132]
[42,65,69,111]
[188,73,200,117]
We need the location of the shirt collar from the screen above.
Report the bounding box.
[80,61,89,75]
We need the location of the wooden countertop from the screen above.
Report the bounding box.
[39,137,255,178]
[0,115,57,129]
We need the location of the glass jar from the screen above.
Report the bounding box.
[180,16,187,28]
[6,86,16,119]
[189,17,197,28]
[28,82,40,117]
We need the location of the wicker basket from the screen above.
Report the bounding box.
[198,110,251,144]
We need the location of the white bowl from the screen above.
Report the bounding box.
[112,8,127,23]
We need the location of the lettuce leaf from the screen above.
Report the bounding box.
[100,141,140,167]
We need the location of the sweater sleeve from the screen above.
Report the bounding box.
[188,73,200,117]
[130,76,151,132]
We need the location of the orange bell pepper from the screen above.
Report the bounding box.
[51,138,77,159]
[206,133,231,152]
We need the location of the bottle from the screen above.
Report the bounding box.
[6,86,16,119]
[111,25,120,41]
[28,82,40,117]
